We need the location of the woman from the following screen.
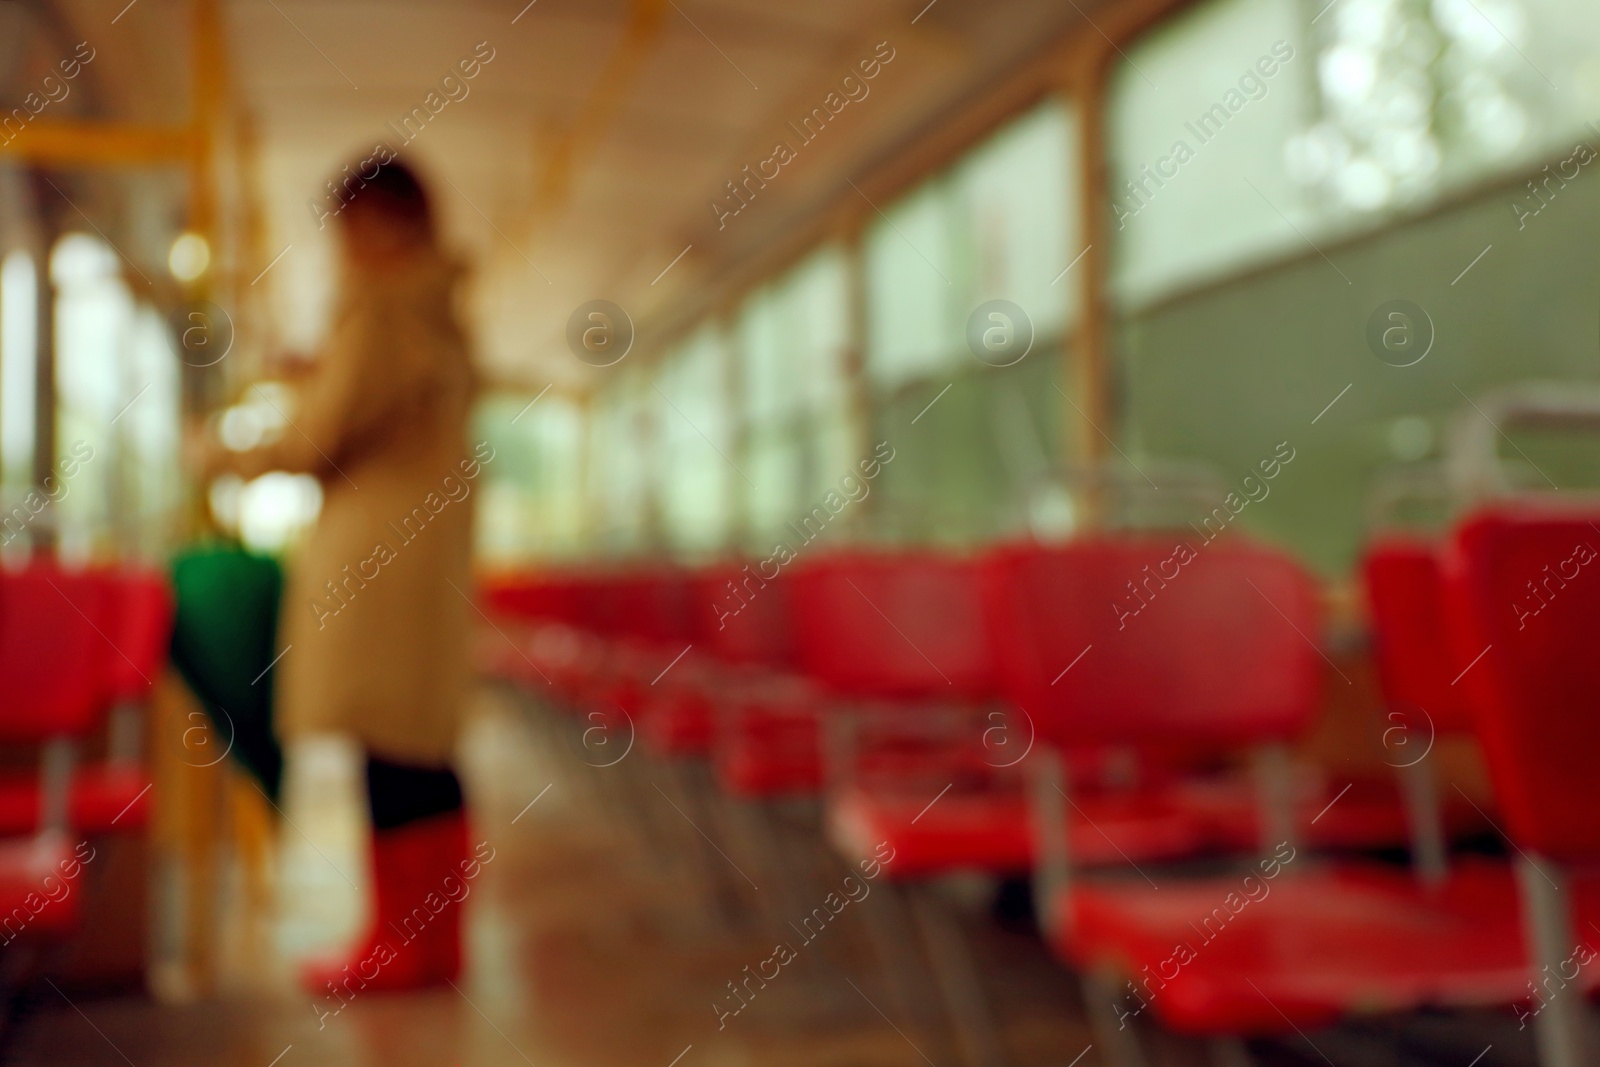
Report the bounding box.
[204,156,478,993]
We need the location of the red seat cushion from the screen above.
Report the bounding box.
[0,567,112,743]
[1447,508,1600,863]
[828,783,1217,880]
[827,772,1488,882]
[99,570,174,704]
[716,712,826,798]
[1183,774,1487,853]
[0,764,152,836]
[1362,537,1475,734]
[793,553,995,702]
[638,686,715,757]
[0,836,86,942]
[712,674,826,798]
[1059,858,1600,1036]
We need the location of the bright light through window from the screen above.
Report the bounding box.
[0,249,37,486]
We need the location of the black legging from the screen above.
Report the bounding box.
[366,756,463,830]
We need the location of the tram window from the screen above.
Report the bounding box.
[1112,0,1600,308]
[586,375,652,555]
[1295,0,1600,217]
[866,99,1077,389]
[1,249,36,494]
[864,179,960,390]
[533,399,586,559]
[863,100,1078,546]
[124,305,182,558]
[1107,0,1312,308]
[657,325,731,557]
[738,286,800,543]
[790,250,855,517]
[1110,0,1600,576]
[736,246,850,548]
[52,233,132,561]
[954,99,1078,341]
[474,393,583,565]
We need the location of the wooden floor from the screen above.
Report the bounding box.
[0,686,1545,1067]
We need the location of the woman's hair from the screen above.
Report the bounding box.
[336,154,434,239]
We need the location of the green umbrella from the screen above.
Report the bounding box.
[168,543,285,800]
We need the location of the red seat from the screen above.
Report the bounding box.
[1061,858,1600,1035]
[479,572,586,628]
[825,539,1426,878]
[0,837,87,944]
[0,565,110,745]
[0,565,118,948]
[985,538,1322,750]
[793,551,995,702]
[721,552,996,800]
[0,764,152,837]
[0,566,160,836]
[696,563,824,794]
[695,563,798,670]
[1362,536,1475,733]
[1054,506,1600,1054]
[830,750,1445,879]
[1444,506,1600,861]
[99,568,173,706]
[714,674,826,796]
[829,781,1217,878]
[1181,773,1484,853]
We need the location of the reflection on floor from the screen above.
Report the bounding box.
[4,687,1091,1067]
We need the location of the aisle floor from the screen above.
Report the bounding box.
[1,688,1544,1067]
[2,689,1091,1067]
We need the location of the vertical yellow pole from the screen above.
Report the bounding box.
[175,0,229,998]
[189,0,224,252]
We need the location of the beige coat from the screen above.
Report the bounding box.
[234,251,478,765]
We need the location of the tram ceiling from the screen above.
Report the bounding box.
[7,0,1115,388]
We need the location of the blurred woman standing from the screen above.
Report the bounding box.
[203,155,478,993]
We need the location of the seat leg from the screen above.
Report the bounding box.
[652,760,743,935]
[906,884,1009,1067]
[1399,757,1447,886]
[713,795,793,924]
[731,801,870,1028]
[1206,1036,1254,1067]
[108,702,143,765]
[674,759,755,925]
[858,880,960,1064]
[1080,969,1148,1067]
[1518,853,1594,1067]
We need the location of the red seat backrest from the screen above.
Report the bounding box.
[578,573,631,636]
[695,563,798,669]
[480,573,582,625]
[792,552,994,701]
[1362,536,1475,734]
[638,570,698,646]
[983,537,1323,748]
[0,565,112,742]
[1445,506,1600,863]
[99,568,174,703]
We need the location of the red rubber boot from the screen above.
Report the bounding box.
[301,811,469,1001]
